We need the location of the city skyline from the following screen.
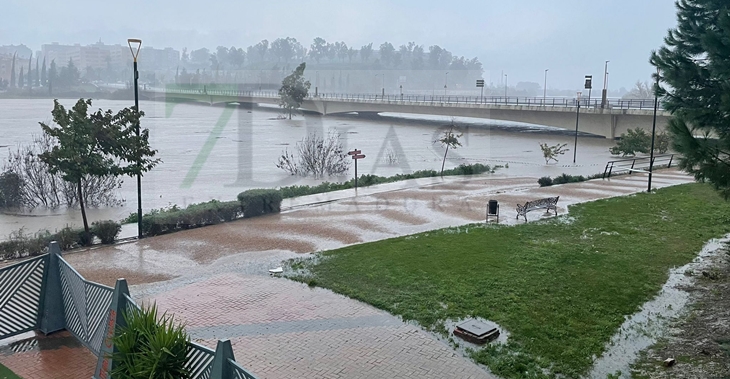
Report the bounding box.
[2,0,678,89]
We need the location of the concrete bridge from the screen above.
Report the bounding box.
[141,88,671,139]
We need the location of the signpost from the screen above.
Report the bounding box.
[348,149,366,189]
[476,79,485,103]
[584,75,593,107]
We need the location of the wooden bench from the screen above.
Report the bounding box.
[516,196,559,222]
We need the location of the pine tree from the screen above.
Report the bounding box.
[651,0,730,197]
[35,56,40,87]
[10,53,16,88]
[41,57,47,86]
[27,53,32,89]
[48,59,57,95]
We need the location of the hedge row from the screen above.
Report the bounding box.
[0,221,122,260]
[140,200,243,237]
[279,163,498,198]
[538,173,606,187]
[134,164,499,237]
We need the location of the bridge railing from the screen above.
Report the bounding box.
[603,154,675,178]
[149,87,660,110]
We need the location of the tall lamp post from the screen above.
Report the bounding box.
[601,60,609,108]
[444,72,449,96]
[573,91,581,164]
[504,74,508,101]
[127,38,143,239]
[542,68,550,106]
[647,69,660,193]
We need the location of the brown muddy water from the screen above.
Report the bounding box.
[1,98,619,237]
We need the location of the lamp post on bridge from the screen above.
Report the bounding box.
[127,38,143,240]
[573,91,581,164]
[542,68,550,107]
[444,72,448,96]
[601,60,609,108]
[504,73,508,102]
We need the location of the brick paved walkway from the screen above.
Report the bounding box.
[0,169,691,379]
[147,273,493,379]
[0,331,95,379]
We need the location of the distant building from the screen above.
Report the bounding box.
[41,41,179,72]
[0,54,14,82]
[0,44,33,59]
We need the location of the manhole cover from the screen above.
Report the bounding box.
[454,319,500,345]
[456,319,497,337]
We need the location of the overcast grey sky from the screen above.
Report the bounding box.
[2,0,677,90]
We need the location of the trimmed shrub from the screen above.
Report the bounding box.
[538,176,554,187]
[139,200,243,237]
[92,220,122,244]
[78,230,94,246]
[56,226,84,250]
[552,173,587,185]
[238,189,283,218]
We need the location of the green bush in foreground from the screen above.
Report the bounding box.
[111,304,190,379]
[238,189,283,218]
[288,183,730,378]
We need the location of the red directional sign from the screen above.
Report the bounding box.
[352,154,365,159]
[348,149,362,155]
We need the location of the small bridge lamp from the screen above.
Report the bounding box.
[127,38,143,239]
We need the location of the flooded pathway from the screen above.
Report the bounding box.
[38,168,690,379]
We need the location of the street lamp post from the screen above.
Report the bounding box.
[127,38,143,239]
[648,69,660,193]
[315,71,319,97]
[542,69,550,106]
[382,74,385,97]
[573,91,581,164]
[601,60,609,108]
[504,74,508,102]
[444,72,448,96]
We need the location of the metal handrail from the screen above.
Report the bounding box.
[603,154,674,178]
[146,87,661,111]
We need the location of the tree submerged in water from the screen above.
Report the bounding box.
[2,134,124,209]
[39,99,160,238]
[277,130,350,178]
[539,142,569,164]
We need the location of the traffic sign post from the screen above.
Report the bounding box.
[584,75,593,107]
[348,149,366,189]
[476,79,485,103]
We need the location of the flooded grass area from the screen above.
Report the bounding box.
[629,242,730,379]
[286,183,730,378]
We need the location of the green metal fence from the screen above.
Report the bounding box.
[0,242,258,379]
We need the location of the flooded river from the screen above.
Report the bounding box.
[0,98,618,237]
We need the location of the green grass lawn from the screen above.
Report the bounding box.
[288,183,730,378]
[0,363,21,379]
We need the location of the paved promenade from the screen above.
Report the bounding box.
[0,169,693,379]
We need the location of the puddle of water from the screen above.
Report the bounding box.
[587,235,730,379]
